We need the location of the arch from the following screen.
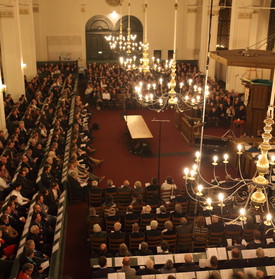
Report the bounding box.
[114,15,143,33]
[115,15,143,48]
[85,15,143,63]
[86,15,114,31]
[85,15,114,62]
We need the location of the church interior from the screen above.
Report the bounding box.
[0,0,275,278]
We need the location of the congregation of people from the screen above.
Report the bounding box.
[0,62,103,278]
[90,175,275,279]
[84,62,247,129]
[0,61,258,279]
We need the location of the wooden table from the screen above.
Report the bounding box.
[124,115,153,139]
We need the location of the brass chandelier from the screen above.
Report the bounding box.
[135,0,205,112]
[105,0,142,55]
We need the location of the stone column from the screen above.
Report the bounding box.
[80,1,87,67]
[208,5,220,79]
[198,0,209,73]
[226,0,257,92]
[0,0,25,101]
[0,70,7,136]
[198,0,220,77]
[19,0,37,80]
[182,0,198,60]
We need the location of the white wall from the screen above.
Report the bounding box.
[33,0,200,65]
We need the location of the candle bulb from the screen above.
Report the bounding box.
[223,153,229,164]
[197,184,203,196]
[183,168,189,179]
[237,144,242,154]
[190,170,195,180]
[212,155,218,165]
[240,208,246,221]
[218,193,225,207]
[206,198,213,210]
[264,213,272,226]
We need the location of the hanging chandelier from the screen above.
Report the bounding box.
[183,99,275,231]
[134,76,206,112]
[105,0,142,56]
[180,0,275,232]
[135,0,205,112]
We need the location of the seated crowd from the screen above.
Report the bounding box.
[90,177,275,278]
[84,62,246,129]
[0,63,80,278]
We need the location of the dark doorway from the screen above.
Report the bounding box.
[168,50,173,60]
[86,15,114,63]
[86,15,143,64]
[153,50,162,60]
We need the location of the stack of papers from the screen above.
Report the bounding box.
[196,270,210,279]
[266,266,275,276]
[114,257,124,267]
[242,249,257,259]
[220,269,233,279]
[108,273,125,279]
[174,253,186,263]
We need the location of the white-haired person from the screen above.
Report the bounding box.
[109,222,125,240]
[141,205,154,220]
[146,220,161,253]
[93,224,107,239]
[177,254,200,272]
[136,259,161,275]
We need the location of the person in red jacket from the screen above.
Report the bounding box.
[17,263,34,279]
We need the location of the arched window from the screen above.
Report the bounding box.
[216,0,232,50]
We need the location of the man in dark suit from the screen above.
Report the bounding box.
[207,215,224,233]
[227,236,247,251]
[177,254,200,272]
[19,248,43,277]
[176,217,193,252]
[16,169,37,199]
[118,180,132,192]
[136,259,161,275]
[141,205,154,221]
[128,223,144,239]
[18,121,29,144]
[248,248,271,267]
[109,222,125,240]
[125,205,139,221]
[41,165,54,189]
[91,256,115,278]
[146,177,160,192]
[68,171,86,201]
[247,230,266,249]
[176,217,193,234]
[222,248,248,268]
[146,220,161,238]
